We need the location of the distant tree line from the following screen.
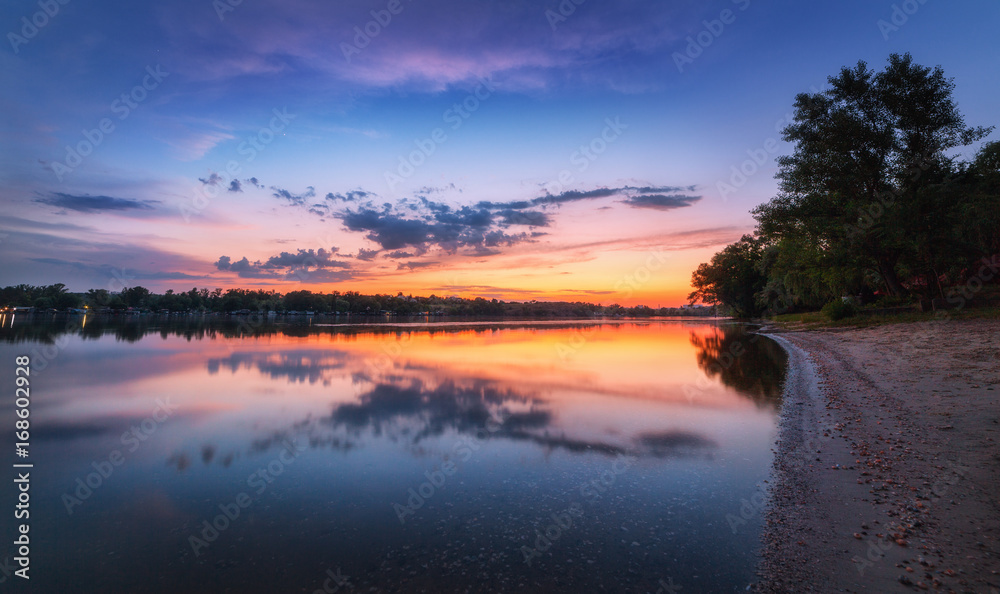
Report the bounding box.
[0,284,717,318]
[690,54,1000,317]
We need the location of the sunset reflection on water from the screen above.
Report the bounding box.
[1,318,785,593]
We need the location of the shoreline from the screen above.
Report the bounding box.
[756,320,1000,592]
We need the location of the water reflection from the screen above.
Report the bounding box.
[690,324,788,407]
[0,318,788,593]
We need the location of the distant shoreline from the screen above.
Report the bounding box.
[756,320,999,592]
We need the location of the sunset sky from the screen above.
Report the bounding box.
[1,0,997,306]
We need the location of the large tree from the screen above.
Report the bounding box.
[688,234,767,317]
[753,53,992,297]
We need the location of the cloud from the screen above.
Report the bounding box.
[384,250,415,259]
[199,173,223,186]
[476,185,702,213]
[152,0,695,95]
[533,188,620,206]
[290,183,699,259]
[497,209,550,226]
[35,193,160,213]
[215,248,352,280]
[228,179,243,192]
[620,194,701,210]
[339,203,537,253]
[261,248,346,269]
[396,261,437,270]
[247,177,263,188]
[326,189,375,202]
[29,258,200,281]
[166,129,235,161]
[355,248,379,261]
[272,186,316,205]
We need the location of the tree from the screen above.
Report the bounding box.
[753,53,992,298]
[121,286,151,308]
[689,235,767,317]
[86,289,111,307]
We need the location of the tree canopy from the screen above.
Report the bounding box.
[692,54,998,316]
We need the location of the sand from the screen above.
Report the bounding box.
[757,319,1000,593]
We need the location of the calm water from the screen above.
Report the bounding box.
[0,315,786,593]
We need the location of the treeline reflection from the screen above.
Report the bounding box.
[689,325,788,407]
[0,313,643,344]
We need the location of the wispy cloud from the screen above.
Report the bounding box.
[35,193,160,213]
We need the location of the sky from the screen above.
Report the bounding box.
[1,0,997,306]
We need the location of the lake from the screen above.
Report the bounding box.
[0,315,786,593]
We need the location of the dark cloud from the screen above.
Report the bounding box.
[355,248,379,261]
[415,184,457,195]
[35,193,159,213]
[296,183,699,258]
[623,185,697,194]
[396,261,437,270]
[262,248,346,269]
[338,200,544,254]
[247,177,263,188]
[498,209,550,226]
[215,248,351,280]
[620,194,702,211]
[228,179,243,192]
[326,189,374,202]
[199,172,223,186]
[477,185,702,214]
[296,269,355,283]
[340,209,434,250]
[533,188,620,206]
[272,186,316,205]
[384,250,415,259]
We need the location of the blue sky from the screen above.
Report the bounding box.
[1,0,997,304]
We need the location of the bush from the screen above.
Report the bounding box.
[821,298,857,321]
[875,294,910,308]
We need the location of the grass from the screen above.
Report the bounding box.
[769,304,1000,330]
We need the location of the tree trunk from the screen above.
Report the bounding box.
[877,258,907,297]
